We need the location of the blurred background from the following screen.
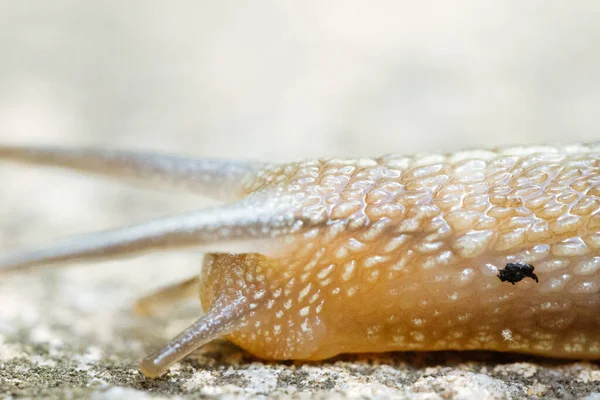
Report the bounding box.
[0,1,599,344]
[1,1,599,160]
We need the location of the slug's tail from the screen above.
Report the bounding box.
[0,193,303,275]
[0,144,266,201]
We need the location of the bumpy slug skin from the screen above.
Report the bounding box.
[201,148,600,362]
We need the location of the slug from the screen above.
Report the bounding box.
[1,142,600,379]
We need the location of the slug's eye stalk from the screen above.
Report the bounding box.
[0,144,266,201]
[0,194,299,274]
[0,144,307,274]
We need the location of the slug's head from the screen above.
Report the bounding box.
[198,253,271,312]
[195,251,327,359]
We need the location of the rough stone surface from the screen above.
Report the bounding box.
[2,317,600,400]
[1,1,600,399]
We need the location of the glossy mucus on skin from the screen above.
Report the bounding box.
[1,142,600,378]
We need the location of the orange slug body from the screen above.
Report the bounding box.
[1,142,600,378]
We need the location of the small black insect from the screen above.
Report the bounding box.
[497,263,539,285]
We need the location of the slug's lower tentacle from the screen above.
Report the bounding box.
[0,194,303,275]
[0,144,266,201]
[141,295,248,378]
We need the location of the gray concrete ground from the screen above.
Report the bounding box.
[0,2,600,398]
